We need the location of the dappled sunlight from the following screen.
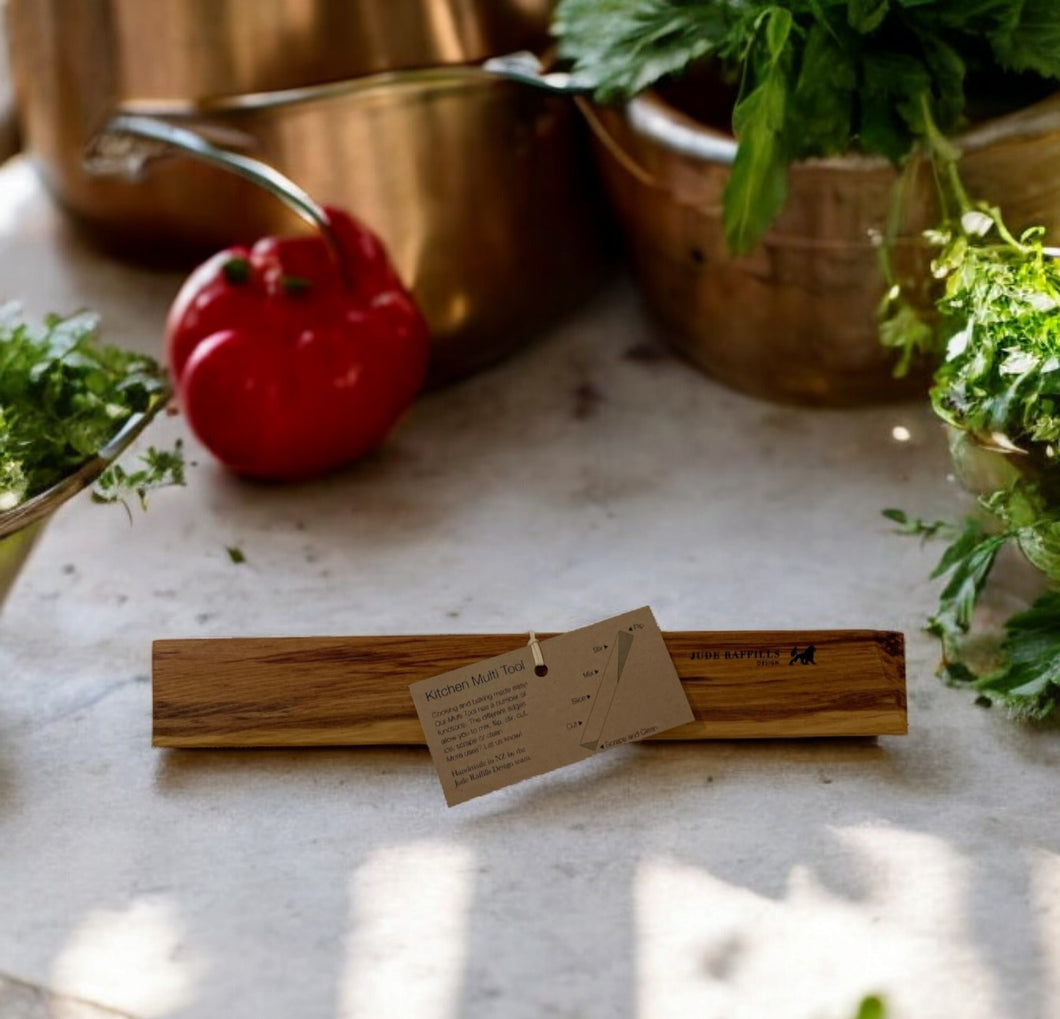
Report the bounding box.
[635,826,1003,1019]
[1029,848,1060,1018]
[833,824,974,927]
[0,165,40,236]
[49,897,202,1017]
[339,840,474,1019]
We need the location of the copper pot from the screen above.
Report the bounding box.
[5,1,613,385]
[82,71,610,385]
[586,88,1060,406]
[5,0,554,232]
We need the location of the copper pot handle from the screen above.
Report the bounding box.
[84,58,746,220]
[483,51,737,184]
[82,113,347,258]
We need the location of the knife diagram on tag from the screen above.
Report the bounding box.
[579,629,634,750]
[407,607,694,805]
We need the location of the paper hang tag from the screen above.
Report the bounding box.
[409,606,694,806]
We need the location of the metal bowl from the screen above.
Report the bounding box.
[587,87,1060,406]
[0,402,165,612]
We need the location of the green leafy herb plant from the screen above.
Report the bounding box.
[0,304,183,517]
[553,0,1060,256]
[554,2,1060,715]
[885,206,1060,721]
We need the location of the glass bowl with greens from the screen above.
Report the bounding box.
[0,305,173,609]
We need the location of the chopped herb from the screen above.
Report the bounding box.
[92,440,187,520]
[854,996,887,1019]
[226,545,246,564]
[0,304,168,509]
[881,508,953,542]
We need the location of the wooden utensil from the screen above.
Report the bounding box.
[152,629,906,747]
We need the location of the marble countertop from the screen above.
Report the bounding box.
[0,156,1057,1019]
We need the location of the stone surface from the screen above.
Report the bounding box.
[0,974,136,1019]
[0,157,1057,1019]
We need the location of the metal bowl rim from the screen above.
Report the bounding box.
[0,393,169,540]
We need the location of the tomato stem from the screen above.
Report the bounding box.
[281,275,313,296]
[222,257,250,285]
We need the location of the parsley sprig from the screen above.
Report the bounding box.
[92,440,187,520]
[553,0,1060,254]
[0,305,181,513]
[885,205,1060,721]
[887,506,1060,720]
[930,221,1060,459]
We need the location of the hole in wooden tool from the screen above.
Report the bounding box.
[535,664,548,677]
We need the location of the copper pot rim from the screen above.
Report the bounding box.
[616,87,1060,173]
[120,65,521,121]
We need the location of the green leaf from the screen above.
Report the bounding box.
[226,545,247,564]
[848,0,890,35]
[943,659,981,686]
[858,51,932,162]
[723,8,794,255]
[927,518,1011,642]
[724,89,789,253]
[976,590,1060,720]
[882,507,955,539]
[925,0,1020,34]
[789,21,857,158]
[762,5,793,59]
[918,31,967,131]
[989,0,1060,78]
[854,995,887,1019]
[984,483,1060,583]
[552,0,750,102]
[878,297,936,377]
[1017,522,1060,583]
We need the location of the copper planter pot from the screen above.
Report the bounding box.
[588,90,1060,406]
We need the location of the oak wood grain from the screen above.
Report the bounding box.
[152,630,906,747]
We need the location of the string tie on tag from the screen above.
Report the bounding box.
[527,631,548,676]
